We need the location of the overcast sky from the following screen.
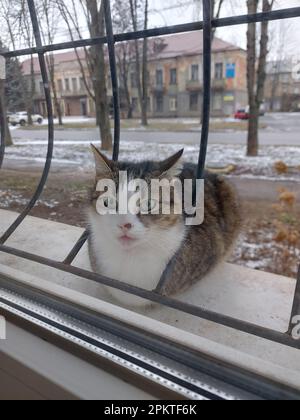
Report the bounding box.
[1,0,299,62]
[147,0,300,60]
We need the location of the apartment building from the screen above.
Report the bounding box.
[264,59,300,112]
[22,32,248,118]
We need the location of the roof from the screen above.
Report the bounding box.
[21,31,243,75]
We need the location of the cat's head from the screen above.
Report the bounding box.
[88,145,186,250]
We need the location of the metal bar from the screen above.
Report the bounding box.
[0,55,6,169]
[197,0,212,179]
[0,0,54,245]
[288,266,300,334]
[0,243,299,350]
[2,7,300,59]
[103,0,121,162]
[63,229,90,265]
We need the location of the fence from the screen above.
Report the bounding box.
[0,0,300,352]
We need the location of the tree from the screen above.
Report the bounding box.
[247,0,275,157]
[41,0,64,125]
[113,0,135,119]
[192,0,225,40]
[0,0,34,125]
[129,0,149,126]
[19,0,37,126]
[0,44,12,146]
[56,0,112,150]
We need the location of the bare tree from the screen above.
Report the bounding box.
[113,0,134,118]
[192,0,225,39]
[247,0,275,156]
[41,0,63,125]
[55,0,112,150]
[0,53,12,146]
[19,0,37,126]
[129,0,149,126]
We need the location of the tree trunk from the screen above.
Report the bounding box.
[27,55,35,126]
[247,0,274,157]
[86,0,112,151]
[246,0,259,157]
[0,79,12,146]
[121,51,133,119]
[48,54,63,125]
[129,0,143,123]
[141,0,149,126]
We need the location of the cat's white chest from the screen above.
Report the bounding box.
[100,246,167,305]
[89,216,185,307]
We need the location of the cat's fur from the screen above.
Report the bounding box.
[88,146,241,307]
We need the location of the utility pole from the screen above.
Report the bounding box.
[0,55,12,146]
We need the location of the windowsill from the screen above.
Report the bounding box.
[0,209,299,393]
[0,321,155,400]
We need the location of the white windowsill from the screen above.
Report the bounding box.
[0,209,299,394]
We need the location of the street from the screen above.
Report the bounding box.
[11,113,300,146]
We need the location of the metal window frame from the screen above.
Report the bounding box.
[0,0,300,358]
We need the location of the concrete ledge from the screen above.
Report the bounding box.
[0,209,299,391]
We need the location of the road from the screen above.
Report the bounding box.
[11,113,300,147]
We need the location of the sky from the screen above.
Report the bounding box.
[1,0,300,61]
[147,0,300,60]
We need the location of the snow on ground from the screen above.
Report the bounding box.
[0,189,59,209]
[4,138,300,180]
[40,116,96,126]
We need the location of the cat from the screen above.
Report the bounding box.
[88,145,242,307]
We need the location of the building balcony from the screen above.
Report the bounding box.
[60,89,89,98]
[186,80,203,92]
[151,84,166,94]
[212,78,227,90]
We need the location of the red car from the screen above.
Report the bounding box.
[234,109,249,120]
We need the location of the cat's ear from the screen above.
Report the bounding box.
[159,149,184,179]
[91,144,114,177]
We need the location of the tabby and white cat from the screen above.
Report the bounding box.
[88,145,241,307]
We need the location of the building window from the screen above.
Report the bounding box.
[213,94,222,110]
[190,92,199,111]
[170,68,177,85]
[131,73,138,88]
[80,77,85,90]
[280,74,289,83]
[72,78,78,92]
[57,79,63,92]
[215,63,223,80]
[132,97,139,111]
[169,97,177,112]
[191,64,199,81]
[156,94,164,112]
[39,81,44,94]
[156,69,163,86]
[64,78,70,92]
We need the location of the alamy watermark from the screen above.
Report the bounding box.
[95,172,205,226]
[291,315,300,340]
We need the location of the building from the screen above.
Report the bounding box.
[22,32,248,118]
[265,59,300,112]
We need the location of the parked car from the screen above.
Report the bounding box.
[234,105,265,120]
[9,111,43,126]
[234,109,249,120]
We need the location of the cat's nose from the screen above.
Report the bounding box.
[119,223,133,231]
